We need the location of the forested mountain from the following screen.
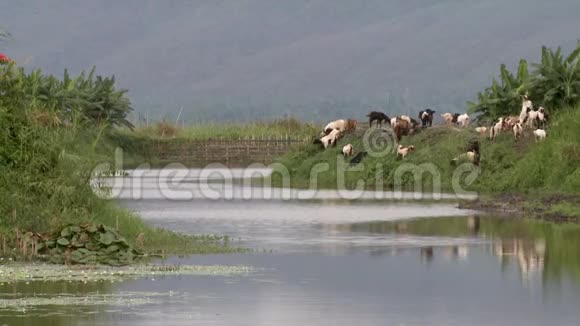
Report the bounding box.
[1,0,579,122]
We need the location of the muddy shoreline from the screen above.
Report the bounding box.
[459,193,580,223]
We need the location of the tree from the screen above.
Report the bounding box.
[468,42,580,121]
[467,60,529,122]
[530,43,580,109]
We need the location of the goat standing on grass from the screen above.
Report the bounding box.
[418,109,436,128]
[536,107,547,129]
[457,113,470,127]
[513,123,524,141]
[441,113,454,124]
[367,111,390,128]
[397,144,415,159]
[533,129,546,142]
[342,144,354,158]
[451,140,481,167]
[490,118,506,142]
[519,95,533,124]
[394,119,413,142]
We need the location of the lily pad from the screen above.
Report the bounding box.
[56,238,70,246]
[99,232,115,246]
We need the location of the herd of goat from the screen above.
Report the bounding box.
[313,95,549,167]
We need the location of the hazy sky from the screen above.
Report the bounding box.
[1,1,579,121]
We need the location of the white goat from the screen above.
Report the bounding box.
[533,129,546,142]
[342,144,354,157]
[475,126,488,135]
[457,113,470,127]
[489,118,505,142]
[519,96,533,123]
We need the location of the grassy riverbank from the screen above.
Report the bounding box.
[0,123,241,259]
[270,107,580,215]
[0,62,241,262]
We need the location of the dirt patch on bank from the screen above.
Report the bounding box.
[459,193,580,223]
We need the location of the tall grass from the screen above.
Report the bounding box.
[0,109,237,256]
[127,117,318,140]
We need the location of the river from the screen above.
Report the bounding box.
[2,169,580,325]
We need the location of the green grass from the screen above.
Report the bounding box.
[272,106,580,195]
[549,202,580,217]
[124,117,319,140]
[0,111,241,259]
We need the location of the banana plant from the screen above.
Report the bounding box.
[468,59,529,122]
[530,43,580,109]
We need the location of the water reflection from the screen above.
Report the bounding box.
[344,216,580,286]
[3,215,580,325]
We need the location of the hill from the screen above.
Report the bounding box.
[1,1,580,121]
[272,107,580,195]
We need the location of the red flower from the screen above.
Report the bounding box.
[0,52,11,63]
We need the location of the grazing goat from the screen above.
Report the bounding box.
[367,111,390,128]
[526,108,540,128]
[342,144,354,157]
[475,126,487,136]
[390,116,415,129]
[418,109,436,128]
[457,113,470,127]
[513,123,523,141]
[451,151,479,166]
[323,119,357,135]
[394,119,412,142]
[313,129,342,149]
[489,118,506,142]
[451,140,480,166]
[397,144,415,159]
[442,113,454,124]
[533,129,546,142]
[349,151,368,166]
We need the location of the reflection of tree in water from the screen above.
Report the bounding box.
[493,239,546,284]
[467,216,480,234]
[333,216,580,284]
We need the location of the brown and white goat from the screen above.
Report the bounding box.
[397,144,415,159]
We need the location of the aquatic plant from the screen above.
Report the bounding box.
[0,263,252,284]
[39,224,142,266]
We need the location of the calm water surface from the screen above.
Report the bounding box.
[2,169,580,325]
